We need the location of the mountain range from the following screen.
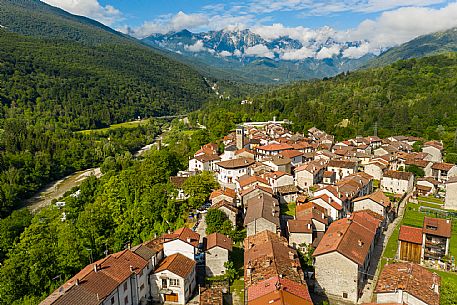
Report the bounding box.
[143,27,457,83]
[142,28,376,83]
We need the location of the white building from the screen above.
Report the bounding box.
[151,253,197,304]
[444,176,457,210]
[380,170,414,194]
[216,158,255,185]
[163,227,200,260]
[327,160,358,181]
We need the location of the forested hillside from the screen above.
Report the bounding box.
[197,53,457,158]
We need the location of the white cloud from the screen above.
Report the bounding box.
[346,2,457,49]
[233,49,243,57]
[280,47,315,60]
[41,0,122,26]
[244,44,275,58]
[185,40,207,52]
[342,43,372,59]
[219,51,233,57]
[315,45,341,59]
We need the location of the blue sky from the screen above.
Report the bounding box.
[42,1,457,49]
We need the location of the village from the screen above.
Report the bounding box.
[41,119,457,305]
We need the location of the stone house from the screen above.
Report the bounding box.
[381,170,414,194]
[431,162,457,183]
[151,253,197,304]
[278,149,304,166]
[264,171,294,191]
[422,141,443,163]
[209,187,237,205]
[244,194,280,237]
[287,218,313,249]
[313,213,380,303]
[294,160,326,191]
[353,189,393,228]
[375,262,440,305]
[276,184,299,204]
[262,155,292,173]
[204,233,232,277]
[236,175,270,192]
[239,185,274,208]
[363,161,387,181]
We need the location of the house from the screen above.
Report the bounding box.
[313,213,380,303]
[417,177,439,197]
[244,194,280,236]
[275,184,298,203]
[40,248,157,305]
[422,217,451,262]
[322,170,336,185]
[294,161,326,191]
[189,154,221,172]
[211,200,238,226]
[247,277,313,305]
[204,233,232,277]
[240,185,274,207]
[296,202,328,232]
[216,158,256,185]
[151,253,197,304]
[310,193,343,221]
[353,189,393,227]
[264,171,294,191]
[398,225,422,264]
[162,227,200,260]
[327,160,358,181]
[255,143,293,159]
[444,176,457,210]
[262,155,292,173]
[169,176,189,200]
[422,141,443,163]
[287,218,313,248]
[235,148,256,160]
[431,162,457,183]
[405,159,433,177]
[375,262,440,305]
[278,149,304,166]
[380,170,414,194]
[220,145,237,161]
[210,188,236,205]
[237,175,270,192]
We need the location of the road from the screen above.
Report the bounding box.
[357,192,412,304]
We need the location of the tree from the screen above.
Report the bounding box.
[405,165,425,178]
[182,172,219,209]
[206,209,230,235]
[223,261,237,283]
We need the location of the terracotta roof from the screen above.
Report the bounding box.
[431,162,455,171]
[423,217,452,238]
[247,276,312,304]
[163,227,200,247]
[288,219,313,234]
[263,155,291,166]
[418,177,439,186]
[256,143,293,151]
[264,171,290,179]
[279,150,303,159]
[383,170,413,181]
[424,141,443,150]
[205,232,233,252]
[238,175,270,188]
[235,148,255,155]
[212,200,238,213]
[244,194,280,227]
[276,184,299,194]
[295,161,326,173]
[399,225,423,244]
[313,215,378,265]
[200,286,224,305]
[312,194,342,211]
[327,159,357,169]
[405,159,430,168]
[131,243,158,261]
[195,153,221,163]
[296,203,328,225]
[249,288,313,305]
[210,188,236,200]
[240,185,274,197]
[155,253,195,278]
[375,262,440,305]
[216,157,255,169]
[353,189,391,208]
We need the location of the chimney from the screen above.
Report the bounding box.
[358,239,364,247]
[75,278,80,286]
[187,237,192,243]
[289,252,295,260]
[130,265,134,273]
[93,264,98,273]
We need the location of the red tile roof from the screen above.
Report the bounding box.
[312,194,343,211]
[163,227,200,247]
[210,188,236,200]
[383,170,413,181]
[155,253,195,278]
[238,175,270,188]
[431,162,455,171]
[423,217,452,238]
[205,232,233,252]
[399,225,423,244]
[375,262,440,305]
[278,150,303,159]
[353,189,391,208]
[247,276,313,303]
[256,143,293,152]
[217,157,256,169]
[287,219,313,234]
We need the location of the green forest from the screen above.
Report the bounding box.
[197,53,457,159]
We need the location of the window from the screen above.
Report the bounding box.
[162,278,168,288]
[170,278,180,286]
[343,293,348,299]
[140,284,145,291]
[124,296,129,305]
[123,282,128,291]
[111,297,115,304]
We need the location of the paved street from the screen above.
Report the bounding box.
[196,213,207,242]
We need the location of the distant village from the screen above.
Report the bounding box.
[41,119,457,305]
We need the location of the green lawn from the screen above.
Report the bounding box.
[229,245,245,300]
[418,195,444,205]
[280,202,296,217]
[76,119,149,135]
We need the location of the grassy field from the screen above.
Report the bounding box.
[281,202,296,217]
[418,195,444,205]
[76,119,149,135]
